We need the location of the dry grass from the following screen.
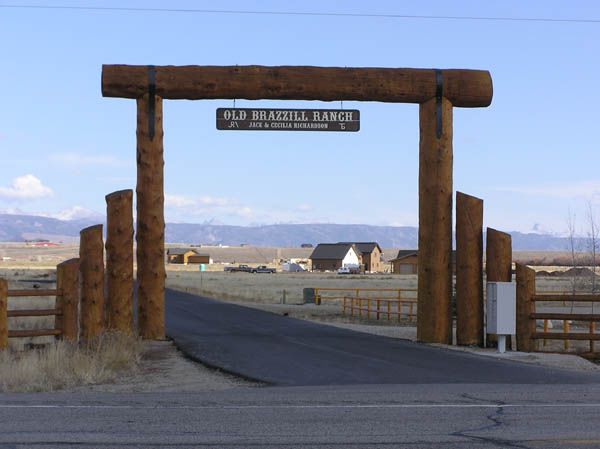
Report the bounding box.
[166,271,418,304]
[0,332,143,392]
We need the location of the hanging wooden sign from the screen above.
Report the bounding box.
[216,108,360,132]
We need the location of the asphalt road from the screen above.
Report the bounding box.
[2,384,600,448]
[2,290,600,447]
[165,289,598,386]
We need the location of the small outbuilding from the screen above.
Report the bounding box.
[167,248,211,265]
[391,249,456,274]
[309,243,360,272]
[391,250,419,274]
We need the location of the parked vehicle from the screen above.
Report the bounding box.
[224,264,253,273]
[337,265,360,275]
[252,265,276,274]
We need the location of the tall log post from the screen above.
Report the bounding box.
[136,93,165,340]
[106,189,134,334]
[0,278,7,350]
[486,228,513,348]
[516,263,536,352]
[417,96,453,344]
[79,225,105,340]
[456,192,484,346]
[56,258,80,342]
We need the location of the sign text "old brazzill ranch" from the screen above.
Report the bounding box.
[216,108,360,132]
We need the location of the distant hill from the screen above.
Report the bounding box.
[0,213,580,251]
[0,214,96,243]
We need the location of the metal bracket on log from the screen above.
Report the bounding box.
[435,69,443,139]
[147,65,156,140]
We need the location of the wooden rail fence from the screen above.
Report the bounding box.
[313,288,418,322]
[516,263,600,359]
[342,296,417,322]
[0,286,75,349]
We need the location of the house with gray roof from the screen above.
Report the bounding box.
[338,242,384,272]
[309,243,361,272]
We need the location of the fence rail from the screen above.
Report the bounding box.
[342,296,417,322]
[7,289,59,297]
[314,287,417,303]
[532,294,600,302]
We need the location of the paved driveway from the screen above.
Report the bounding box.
[165,289,598,386]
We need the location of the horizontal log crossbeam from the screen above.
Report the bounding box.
[102,65,493,107]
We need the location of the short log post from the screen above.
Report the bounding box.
[516,263,536,352]
[136,93,166,339]
[56,258,80,342]
[79,225,105,340]
[486,228,513,348]
[106,189,134,334]
[0,278,7,349]
[417,96,453,344]
[456,192,484,346]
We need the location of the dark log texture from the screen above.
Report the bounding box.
[79,225,105,340]
[56,258,79,342]
[0,279,6,349]
[102,65,493,107]
[417,97,453,344]
[136,94,165,340]
[516,264,536,352]
[455,192,484,346]
[486,228,513,348]
[105,189,134,334]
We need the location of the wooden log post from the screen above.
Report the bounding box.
[56,258,80,342]
[79,225,105,341]
[417,96,453,344]
[456,192,484,346]
[105,189,134,334]
[0,278,7,350]
[486,228,513,348]
[136,93,166,340]
[516,263,536,352]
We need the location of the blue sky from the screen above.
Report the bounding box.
[1,1,599,234]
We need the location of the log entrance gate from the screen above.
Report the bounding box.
[101,64,493,343]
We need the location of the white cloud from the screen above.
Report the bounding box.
[0,174,53,200]
[296,203,313,212]
[497,180,600,199]
[50,206,103,221]
[235,206,254,219]
[165,194,197,208]
[50,152,127,167]
[165,193,243,219]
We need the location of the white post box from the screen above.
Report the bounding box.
[486,282,516,353]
